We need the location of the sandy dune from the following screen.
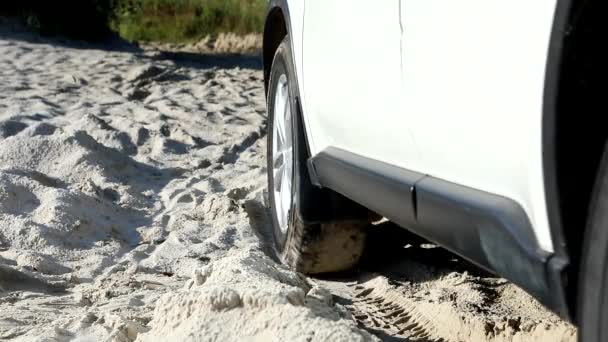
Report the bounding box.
[0,26,575,342]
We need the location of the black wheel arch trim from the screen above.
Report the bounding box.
[542,0,577,319]
[310,147,572,319]
[264,0,294,97]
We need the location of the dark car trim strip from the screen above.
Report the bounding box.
[542,0,575,319]
[264,0,293,96]
[310,147,423,228]
[543,0,572,259]
[310,147,571,318]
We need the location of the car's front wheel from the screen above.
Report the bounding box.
[267,36,368,274]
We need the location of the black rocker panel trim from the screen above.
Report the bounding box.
[309,147,423,229]
[541,0,574,319]
[309,147,570,318]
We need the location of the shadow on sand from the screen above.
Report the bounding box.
[314,221,495,286]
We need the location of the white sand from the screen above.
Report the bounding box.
[0,28,374,341]
[0,25,575,342]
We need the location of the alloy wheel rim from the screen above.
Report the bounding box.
[272,74,293,234]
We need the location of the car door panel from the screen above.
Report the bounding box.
[302,1,422,171]
[399,1,558,252]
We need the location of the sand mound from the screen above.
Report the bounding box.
[139,251,374,341]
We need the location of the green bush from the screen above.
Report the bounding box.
[0,0,266,42]
[111,0,266,42]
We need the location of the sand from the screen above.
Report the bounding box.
[0,23,576,342]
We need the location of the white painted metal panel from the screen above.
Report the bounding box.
[302,1,421,169]
[297,0,558,252]
[398,1,558,251]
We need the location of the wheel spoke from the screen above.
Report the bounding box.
[282,85,290,143]
[273,149,284,168]
[274,163,285,192]
[280,166,291,220]
[272,117,279,161]
[274,84,287,147]
[283,148,293,173]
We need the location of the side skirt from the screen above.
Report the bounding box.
[308,147,570,318]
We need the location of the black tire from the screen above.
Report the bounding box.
[266,36,368,274]
[578,145,608,342]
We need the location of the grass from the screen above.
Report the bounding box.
[111,0,266,43]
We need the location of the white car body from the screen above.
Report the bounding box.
[264,0,590,320]
[291,0,559,253]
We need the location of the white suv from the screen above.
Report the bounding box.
[263,1,602,340]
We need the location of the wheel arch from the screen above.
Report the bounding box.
[544,0,604,321]
[263,2,289,97]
